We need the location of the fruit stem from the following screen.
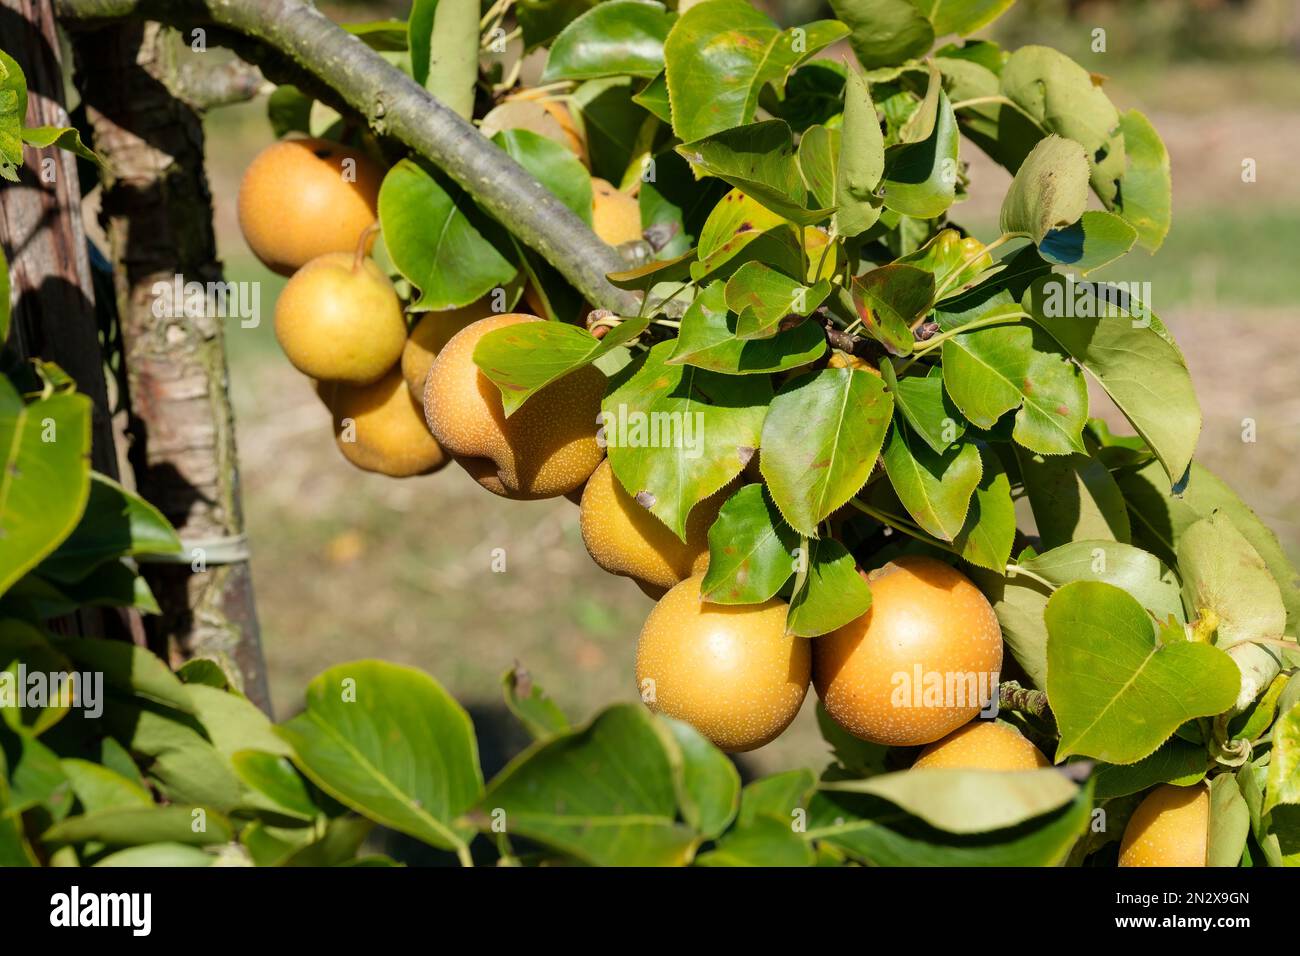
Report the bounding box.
[895,310,1031,374]
[352,221,380,273]
[998,680,1054,723]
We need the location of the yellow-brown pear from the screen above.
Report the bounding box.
[401,302,492,399]
[238,137,383,276]
[1118,784,1210,867]
[318,368,449,478]
[813,556,1003,747]
[423,314,604,499]
[580,460,727,591]
[274,252,407,385]
[912,720,1050,771]
[591,178,642,246]
[635,574,809,752]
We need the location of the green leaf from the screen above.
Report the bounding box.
[1178,513,1286,650]
[1207,774,1250,868]
[502,664,570,741]
[38,473,181,583]
[1092,739,1208,799]
[516,0,600,49]
[725,262,830,340]
[379,158,516,311]
[603,341,771,539]
[417,0,480,119]
[829,0,934,70]
[230,751,319,821]
[835,67,885,236]
[50,635,193,714]
[20,124,99,165]
[883,427,981,542]
[1178,514,1287,711]
[1115,109,1172,252]
[878,86,958,219]
[852,263,934,357]
[693,188,790,279]
[102,703,241,810]
[760,367,894,538]
[808,780,1093,866]
[276,660,483,853]
[43,805,232,847]
[678,121,834,226]
[797,124,838,211]
[999,135,1089,243]
[472,315,635,417]
[0,379,92,597]
[739,769,817,827]
[0,50,29,180]
[884,365,964,454]
[656,716,740,840]
[1016,449,1131,550]
[940,324,1088,455]
[481,704,696,866]
[266,84,313,138]
[953,444,1016,572]
[543,0,675,81]
[787,537,873,638]
[1117,460,1300,638]
[701,484,799,605]
[664,0,847,143]
[695,814,813,866]
[668,281,826,374]
[1265,704,1300,813]
[897,228,995,298]
[633,71,671,123]
[1020,540,1185,625]
[59,759,153,815]
[916,0,1017,35]
[764,60,847,135]
[0,622,72,736]
[281,814,375,867]
[1,730,68,815]
[94,843,215,867]
[1000,45,1126,205]
[822,766,1078,834]
[1039,210,1138,275]
[1044,581,1241,764]
[492,128,594,225]
[1024,275,1201,487]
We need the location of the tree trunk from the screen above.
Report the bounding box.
[0,0,143,643]
[69,20,271,713]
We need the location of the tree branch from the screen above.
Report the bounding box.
[55,0,643,316]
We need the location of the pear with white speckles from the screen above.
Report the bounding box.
[813,556,1003,747]
[580,460,726,591]
[912,720,1050,771]
[1119,784,1209,867]
[635,574,810,753]
[423,313,605,499]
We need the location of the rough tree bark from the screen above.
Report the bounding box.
[0,0,144,643]
[70,20,272,712]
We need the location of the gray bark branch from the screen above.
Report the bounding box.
[70,20,272,712]
[55,0,644,316]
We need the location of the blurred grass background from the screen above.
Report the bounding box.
[197,0,1300,777]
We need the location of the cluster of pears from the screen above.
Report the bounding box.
[238,109,641,482]
[240,130,1207,868]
